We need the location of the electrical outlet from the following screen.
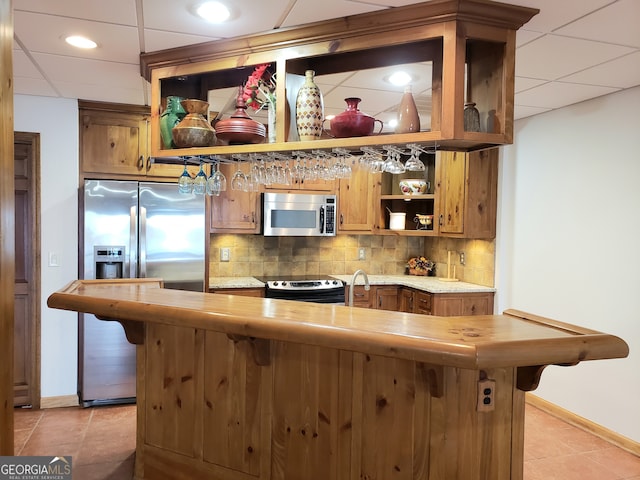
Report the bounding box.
[220,247,230,262]
[477,379,495,412]
[459,252,465,265]
[358,248,366,260]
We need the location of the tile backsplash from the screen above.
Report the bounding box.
[209,235,424,277]
[209,234,495,287]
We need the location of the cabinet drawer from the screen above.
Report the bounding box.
[346,286,372,308]
[414,292,432,314]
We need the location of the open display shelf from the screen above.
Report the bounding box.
[140,0,538,161]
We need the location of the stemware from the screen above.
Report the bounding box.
[405,150,426,171]
[193,162,208,195]
[231,166,247,191]
[207,161,227,196]
[382,148,406,174]
[178,162,194,194]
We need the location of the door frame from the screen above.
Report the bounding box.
[14,131,41,408]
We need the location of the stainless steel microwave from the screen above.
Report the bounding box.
[263,192,336,236]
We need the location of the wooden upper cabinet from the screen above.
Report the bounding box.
[79,100,200,180]
[139,0,538,158]
[209,162,260,233]
[80,104,149,176]
[338,163,379,234]
[437,148,498,239]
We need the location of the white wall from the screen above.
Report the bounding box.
[14,95,79,399]
[497,86,640,442]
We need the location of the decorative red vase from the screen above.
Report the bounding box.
[324,97,383,138]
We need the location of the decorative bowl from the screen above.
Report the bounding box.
[399,179,427,195]
[414,214,433,228]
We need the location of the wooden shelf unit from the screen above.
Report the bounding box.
[140,0,538,159]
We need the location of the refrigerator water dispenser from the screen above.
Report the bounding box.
[94,246,125,279]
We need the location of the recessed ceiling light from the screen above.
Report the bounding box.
[388,71,413,86]
[65,35,97,49]
[196,1,231,23]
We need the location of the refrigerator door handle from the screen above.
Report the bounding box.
[129,206,138,278]
[139,206,147,277]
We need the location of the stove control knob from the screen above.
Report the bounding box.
[272,281,279,286]
[282,281,287,286]
[332,280,338,285]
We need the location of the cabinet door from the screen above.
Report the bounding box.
[374,286,399,311]
[210,162,260,233]
[80,110,148,175]
[438,151,466,235]
[432,293,494,316]
[345,285,372,308]
[414,291,432,315]
[436,149,498,239]
[399,288,414,313]
[338,166,377,233]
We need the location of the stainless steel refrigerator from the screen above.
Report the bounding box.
[81,180,205,406]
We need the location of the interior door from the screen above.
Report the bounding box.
[13,132,40,407]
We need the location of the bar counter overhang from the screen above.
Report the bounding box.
[48,279,629,480]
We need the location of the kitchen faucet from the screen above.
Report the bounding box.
[349,269,370,307]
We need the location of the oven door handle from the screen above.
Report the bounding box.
[319,206,325,234]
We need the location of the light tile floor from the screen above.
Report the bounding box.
[12,403,640,479]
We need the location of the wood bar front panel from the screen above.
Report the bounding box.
[139,324,523,480]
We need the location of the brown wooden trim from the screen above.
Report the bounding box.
[0,0,15,456]
[40,395,79,409]
[526,394,640,457]
[14,131,41,409]
[78,99,150,115]
[139,0,539,80]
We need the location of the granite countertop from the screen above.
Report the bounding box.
[209,276,265,289]
[209,275,494,294]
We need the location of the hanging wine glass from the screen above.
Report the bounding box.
[212,160,227,196]
[405,143,427,171]
[231,165,247,191]
[405,150,426,171]
[193,161,207,195]
[178,161,194,194]
[382,146,406,174]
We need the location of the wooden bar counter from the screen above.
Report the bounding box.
[48,279,629,480]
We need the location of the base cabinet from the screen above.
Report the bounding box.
[137,323,524,480]
[209,288,265,297]
[399,288,494,316]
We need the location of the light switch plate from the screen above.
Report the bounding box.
[220,248,230,262]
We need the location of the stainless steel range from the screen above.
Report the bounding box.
[259,275,345,305]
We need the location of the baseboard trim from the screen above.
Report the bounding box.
[526,394,640,456]
[40,395,79,409]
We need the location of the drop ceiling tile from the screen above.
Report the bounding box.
[515,34,635,80]
[515,81,619,109]
[13,0,137,25]
[143,0,292,38]
[560,51,640,89]
[12,49,43,79]
[282,0,383,28]
[516,29,544,47]
[492,0,612,33]
[32,53,143,90]
[514,104,551,120]
[554,0,640,48]
[515,76,547,93]
[14,11,140,64]
[144,29,220,53]
[13,76,59,97]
